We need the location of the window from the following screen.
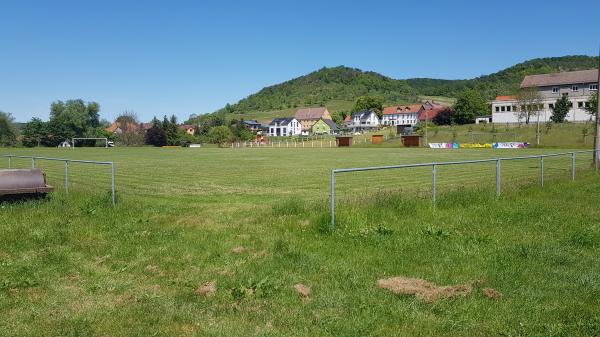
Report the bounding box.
[591,84,598,91]
[495,106,500,112]
[549,103,554,109]
[501,106,506,112]
[572,85,579,92]
[578,102,584,108]
[506,106,511,112]
[552,87,559,93]
[562,93,569,97]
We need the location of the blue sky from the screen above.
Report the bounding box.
[1,0,599,122]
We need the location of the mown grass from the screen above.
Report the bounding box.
[0,147,599,336]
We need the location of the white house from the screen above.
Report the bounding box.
[268,118,301,137]
[344,110,380,133]
[382,105,423,126]
[492,69,598,124]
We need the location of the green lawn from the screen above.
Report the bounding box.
[1,147,599,336]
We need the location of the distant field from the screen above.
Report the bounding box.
[1,147,599,336]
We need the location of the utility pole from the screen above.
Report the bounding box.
[424,109,429,146]
[594,47,600,172]
[594,47,600,171]
[535,108,541,147]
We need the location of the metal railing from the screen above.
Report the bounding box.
[3,155,116,205]
[330,150,598,228]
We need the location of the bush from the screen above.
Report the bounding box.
[432,108,455,125]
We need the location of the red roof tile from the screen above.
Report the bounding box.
[383,105,423,115]
[418,107,445,121]
[495,95,517,101]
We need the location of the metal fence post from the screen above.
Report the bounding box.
[111,162,116,206]
[572,152,576,180]
[331,170,335,229]
[540,156,544,187]
[496,159,501,197]
[432,164,437,206]
[8,156,11,168]
[32,158,35,169]
[65,161,69,193]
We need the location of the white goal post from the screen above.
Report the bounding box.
[72,137,111,149]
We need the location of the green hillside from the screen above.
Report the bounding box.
[208,55,598,123]
[407,55,600,98]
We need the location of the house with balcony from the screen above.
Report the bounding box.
[242,120,264,132]
[344,110,380,133]
[492,69,598,124]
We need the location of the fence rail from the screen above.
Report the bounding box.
[330,150,599,228]
[2,155,116,205]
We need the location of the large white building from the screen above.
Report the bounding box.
[381,105,423,127]
[492,69,598,124]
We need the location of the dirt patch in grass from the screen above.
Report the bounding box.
[377,277,472,302]
[482,288,501,299]
[231,246,247,254]
[144,265,164,276]
[94,255,111,266]
[196,281,217,297]
[294,283,311,298]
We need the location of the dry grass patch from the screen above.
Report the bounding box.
[196,281,217,297]
[377,276,472,302]
[231,246,247,254]
[482,288,502,299]
[294,283,311,298]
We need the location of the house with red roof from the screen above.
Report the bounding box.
[382,105,424,127]
[178,124,196,135]
[418,101,446,122]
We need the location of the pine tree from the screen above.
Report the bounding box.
[550,96,570,123]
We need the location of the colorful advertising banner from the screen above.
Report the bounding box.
[428,143,458,149]
[429,142,529,149]
[493,142,529,149]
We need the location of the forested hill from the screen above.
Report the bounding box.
[406,55,600,98]
[221,66,414,114]
[213,55,598,118]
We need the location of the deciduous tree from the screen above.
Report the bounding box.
[208,125,233,147]
[114,111,142,146]
[0,111,17,146]
[453,90,487,124]
[353,96,384,118]
[515,87,542,124]
[21,117,47,147]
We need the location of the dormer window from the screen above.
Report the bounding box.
[571,85,579,92]
[552,87,559,93]
[591,84,598,91]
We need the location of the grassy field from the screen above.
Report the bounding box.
[1,147,599,336]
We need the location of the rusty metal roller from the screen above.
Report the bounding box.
[0,169,54,196]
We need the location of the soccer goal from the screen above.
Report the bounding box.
[72,137,112,149]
